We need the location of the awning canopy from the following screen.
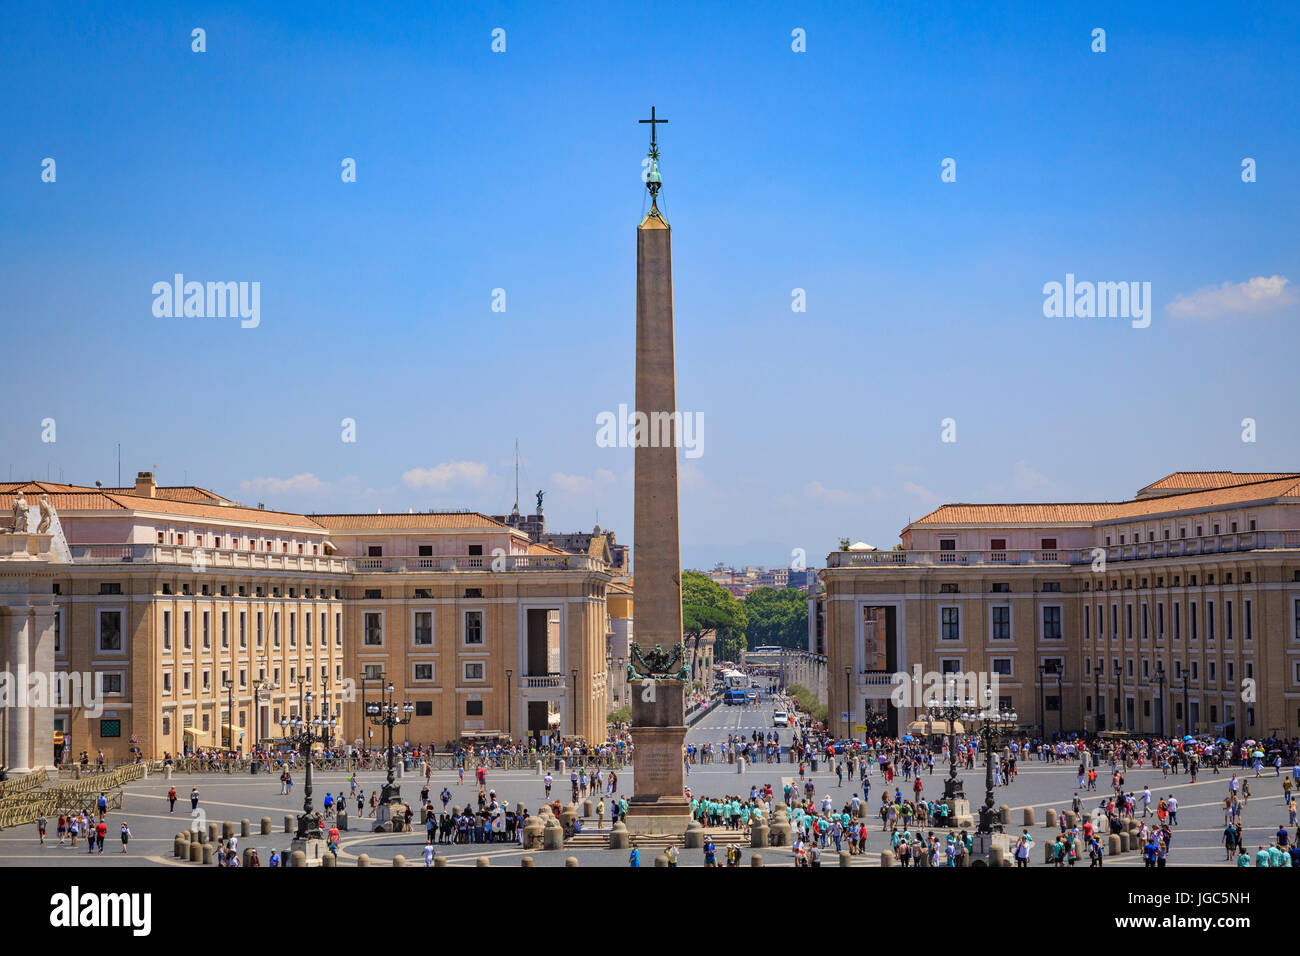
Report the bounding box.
[907,719,965,735]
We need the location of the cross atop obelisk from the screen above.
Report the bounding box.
[639,105,667,207]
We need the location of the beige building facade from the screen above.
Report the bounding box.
[0,473,615,772]
[821,472,1300,742]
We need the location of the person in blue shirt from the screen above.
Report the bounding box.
[629,842,640,867]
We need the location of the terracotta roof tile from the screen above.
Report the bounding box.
[311,513,512,531]
[1139,471,1297,493]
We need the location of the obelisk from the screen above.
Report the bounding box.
[625,106,692,835]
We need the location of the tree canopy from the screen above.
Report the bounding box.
[741,586,809,649]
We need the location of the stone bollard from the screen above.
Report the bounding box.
[1109,834,1121,857]
[561,804,578,829]
[208,822,219,842]
[880,850,896,867]
[521,856,534,867]
[543,818,565,850]
[165,765,173,780]
[751,854,764,867]
[202,844,216,864]
[189,842,202,863]
[683,819,704,849]
[357,854,370,867]
[476,856,491,867]
[565,857,579,867]
[241,818,251,838]
[522,816,544,850]
[990,846,1006,867]
[1044,809,1057,829]
[839,850,852,867]
[1065,811,1077,829]
[322,852,337,868]
[738,757,746,774]
[284,815,295,834]
[192,825,206,844]
[1044,841,1055,864]
[751,823,770,848]
[1119,832,1130,852]
[291,850,306,868]
[392,855,406,867]
[769,820,791,847]
[1024,807,1036,827]
[174,835,188,858]
[222,821,234,840]
[435,856,447,867]
[583,799,593,817]
[261,817,272,835]
[337,809,348,831]
[608,820,630,850]
[654,855,669,867]
[537,760,544,775]
[1000,805,1010,826]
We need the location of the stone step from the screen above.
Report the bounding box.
[565,829,751,848]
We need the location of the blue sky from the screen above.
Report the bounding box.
[2,0,1297,568]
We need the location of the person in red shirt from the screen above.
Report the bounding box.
[327,824,340,853]
[167,786,177,812]
[95,820,108,853]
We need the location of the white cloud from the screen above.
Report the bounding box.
[1012,460,1058,492]
[551,469,617,495]
[804,481,855,506]
[402,461,491,490]
[241,473,326,495]
[1166,275,1296,319]
[903,481,942,505]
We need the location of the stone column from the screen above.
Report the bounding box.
[2,607,33,772]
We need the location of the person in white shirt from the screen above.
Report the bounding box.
[1141,787,1152,816]
[423,842,435,866]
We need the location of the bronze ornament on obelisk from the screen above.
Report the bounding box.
[624,106,693,835]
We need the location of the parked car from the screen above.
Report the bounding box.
[773,711,789,727]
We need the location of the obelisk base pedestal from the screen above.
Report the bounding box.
[626,680,691,835]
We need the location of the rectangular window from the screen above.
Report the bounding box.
[101,673,123,694]
[289,613,296,648]
[335,612,342,647]
[320,612,327,647]
[991,583,1010,593]
[1226,600,1233,641]
[163,610,172,651]
[273,611,281,648]
[99,610,123,651]
[202,611,211,649]
[415,701,433,716]
[239,611,247,649]
[183,611,192,650]
[464,662,484,680]
[1042,582,1060,592]
[364,612,383,645]
[1097,604,1104,638]
[257,611,264,648]
[1043,606,1062,641]
[221,611,229,648]
[99,719,121,738]
[1190,601,1198,641]
[1208,601,1215,641]
[992,658,1012,676]
[466,700,484,717]
[1245,600,1252,641]
[1111,605,1119,640]
[1157,602,1164,640]
[991,606,1011,641]
[1174,601,1181,641]
[414,663,434,681]
[1141,604,1148,641]
[414,611,433,645]
[1083,605,1090,640]
[464,611,484,645]
[1125,604,1133,641]
[940,607,960,641]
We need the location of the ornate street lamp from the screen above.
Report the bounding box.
[966,702,1018,835]
[363,676,414,807]
[279,689,339,841]
[928,678,975,800]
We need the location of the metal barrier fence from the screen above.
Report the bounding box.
[0,764,140,829]
[0,768,47,800]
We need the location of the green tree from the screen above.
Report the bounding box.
[681,571,747,675]
[742,586,809,649]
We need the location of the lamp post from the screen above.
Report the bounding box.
[1181,674,1190,737]
[1037,664,1047,739]
[1114,660,1124,731]
[1152,661,1166,737]
[363,676,413,808]
[279,688,338,841]
[571,668,580,738]
[968,702,1018,836]
[1056,663,1064,739]
[222,678,235,750]
[505,668,513,740]
[1093,664,1101,733]
[928,677,973,800]
[844,667,851,739]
